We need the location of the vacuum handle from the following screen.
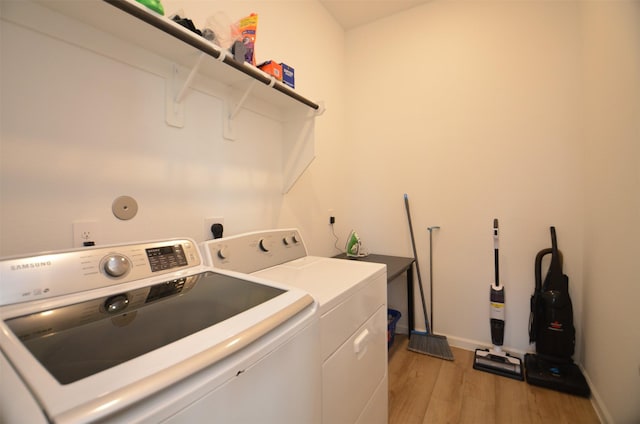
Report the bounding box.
[493,219,499,287]
[547,226,565,282]
[535,226,567,292]
[534,248,553,293]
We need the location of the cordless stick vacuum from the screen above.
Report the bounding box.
[473,219,524,380]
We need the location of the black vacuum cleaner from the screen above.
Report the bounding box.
[525,226,590,397]
[473,219,524,380]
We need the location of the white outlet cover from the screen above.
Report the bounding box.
[72,221,101,247]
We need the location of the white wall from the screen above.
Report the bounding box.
[344,0,584,353]
[0,0,345,257]
[343,1,639,422]
[581,2,640,423]
[2,1,638,421]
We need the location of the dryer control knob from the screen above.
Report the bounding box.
[103,255,131,278]
[217,248,228,260]
[258,238,271,252]
[282,237,290,246]
[291,234,299,244]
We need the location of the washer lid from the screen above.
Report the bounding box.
[6,271,286,385]
[0,269,315,423]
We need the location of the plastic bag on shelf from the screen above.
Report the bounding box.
[238,13,258,65]
[204,11,237,49]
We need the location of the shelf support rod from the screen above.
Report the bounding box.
[224,79,258,141]
[229,79,258,121]
[175,53,206,104]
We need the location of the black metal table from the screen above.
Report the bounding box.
[333,253,415,333]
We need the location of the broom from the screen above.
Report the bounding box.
[404,194,453,361]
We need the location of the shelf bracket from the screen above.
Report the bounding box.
[223,79,259,141]
[281,102,322,193]
[175,53,205,104]
[165,53,206,128]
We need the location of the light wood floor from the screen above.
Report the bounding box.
[388,335,600,424]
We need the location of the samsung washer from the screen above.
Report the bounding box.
[0,238,321,423]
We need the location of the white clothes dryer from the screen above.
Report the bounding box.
[201,228,388,424]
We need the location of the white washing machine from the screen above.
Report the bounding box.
[0,238,321,423]
[201,229,388,424]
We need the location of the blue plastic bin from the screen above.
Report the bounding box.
[387,309,402,349]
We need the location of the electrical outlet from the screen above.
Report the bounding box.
[328,209,335,225]
[204,216,224,240]
[73,221,101,247]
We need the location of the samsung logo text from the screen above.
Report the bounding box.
[10,261,52,271]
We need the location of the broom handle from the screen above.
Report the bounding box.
[430,228,434,330]
[404,194,431,333]
[428,226,440,331]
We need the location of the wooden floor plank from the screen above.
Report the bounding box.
[462,349,497,424]
[494,373,531,424]
[423,357,464,424]
[388,336,442,424]
[388,335,600,424]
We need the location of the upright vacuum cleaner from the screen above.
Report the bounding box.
[525,227,590,397]
[473,219,524,380]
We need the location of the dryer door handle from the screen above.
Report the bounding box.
[353,328,370,355]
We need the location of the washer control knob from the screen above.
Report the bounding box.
[217,248,228,260]
[104,294,129,314]
[282,237,290,246]
[291,234,299,244]
[258,238,271,252]
[103,255,131,278]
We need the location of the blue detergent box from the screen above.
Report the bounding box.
[280,63,295,89]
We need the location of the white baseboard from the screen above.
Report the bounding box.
[442,334,530,358]
[579,365,610,424]
[393,326,527,356]
[395,324,409,336]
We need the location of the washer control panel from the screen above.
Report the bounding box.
[102,254,132,278]
[0,239,201,306]
[201,229,307,273]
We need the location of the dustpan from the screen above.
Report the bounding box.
[408,332,453,360]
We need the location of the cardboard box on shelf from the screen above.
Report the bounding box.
[280,63,294,89]
[258,61,282,80]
